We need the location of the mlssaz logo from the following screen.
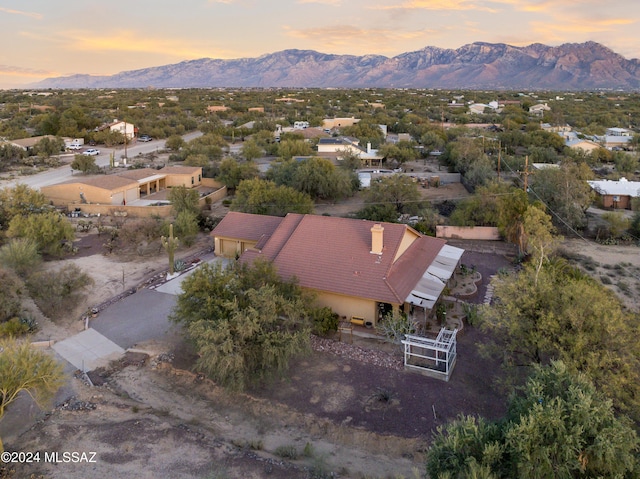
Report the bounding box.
[44,451,97,463]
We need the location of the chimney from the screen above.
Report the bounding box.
[367,142,372,153]
[370,224,384,255]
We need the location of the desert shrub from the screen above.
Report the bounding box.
[308,306,339,336]
[462,302,480,326]
[274,445,299,460]
[27,264,94,320]
[0,267,23,323]
[0,238,42,278]
[376,311,415,344]
[601,211,630,239]
[115,217,164,256]
[0,315,38,337]
[174,210,199,247]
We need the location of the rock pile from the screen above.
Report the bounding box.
[310,335,403,371]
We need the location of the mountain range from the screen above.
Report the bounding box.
[32,41,640,91]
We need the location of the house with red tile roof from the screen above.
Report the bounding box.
[212,212,464,326]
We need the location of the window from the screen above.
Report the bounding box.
[191,176,194,185]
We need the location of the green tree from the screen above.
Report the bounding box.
[168,185,200,216]
[173,210,199,247]
[183,153,210,168]
[613,152,638,178]
[505,362,638,479]
[0,184,50,230]
[70,154,99,174]
[291,158,355,200]
[426,361,639,479]
[482,261,640,420]
[7,210,75,256]
[34,136,64,158]
[276,139,313,160]
[600,211,630,239]
[240,138,263,161]
[364,175,421,215]
[171,260,311,390]
[165,134,186,151]
[378,141,418,166]
[217,157,259,190]
[528,161,594,231]
[0,338,65,452]
[231,179,314,216]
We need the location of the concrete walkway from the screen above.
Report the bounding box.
[52,328,124,371]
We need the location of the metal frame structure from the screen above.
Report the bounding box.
[401,329,458,381]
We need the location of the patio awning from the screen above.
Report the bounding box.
[405,244,464,309]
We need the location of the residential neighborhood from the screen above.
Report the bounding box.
[0,87,639,478]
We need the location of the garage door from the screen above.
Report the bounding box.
[125,187,138,205]
[220,239,238,258]
[111,192,124,205]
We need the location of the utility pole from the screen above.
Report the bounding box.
[497,141,501,181]
[523,155,529,192]
[123,120,128,160]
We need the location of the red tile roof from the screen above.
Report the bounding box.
[212,212,448,305]
[212,211,284,242]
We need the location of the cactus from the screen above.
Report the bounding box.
[161,223,179,275]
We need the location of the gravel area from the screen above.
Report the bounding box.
[310,334,403,371]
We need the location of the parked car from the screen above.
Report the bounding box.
[82,148,100,156]
[139,135,152,142]
[68,143,82,150]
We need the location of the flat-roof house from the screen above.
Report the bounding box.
[42,175,140,206]
[212,212,464,327]
[41,166,204,207]
[566,138,601,154]
[587,178,640,209]
[158,166,202,188]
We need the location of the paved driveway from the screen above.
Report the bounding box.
[91,289,180,350]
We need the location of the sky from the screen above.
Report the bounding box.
[1,0,639,89]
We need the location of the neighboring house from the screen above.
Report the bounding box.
[42,175,140,206]
[207,105,229,113]
[7,135,58,152]
[587,178,640,209]
[317,137,384,166]
[529,103,551,116]
[468,102,501,115]
[600,134,634,150]
[41,166,203,206]
[386,133,413,144]
[566,138,602,154]
[212,212,464,327]
[98,119,136,140]
[606,127,632,137]
[322,117,360,130]
[158,166,202,187]
[541,123,572,134]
